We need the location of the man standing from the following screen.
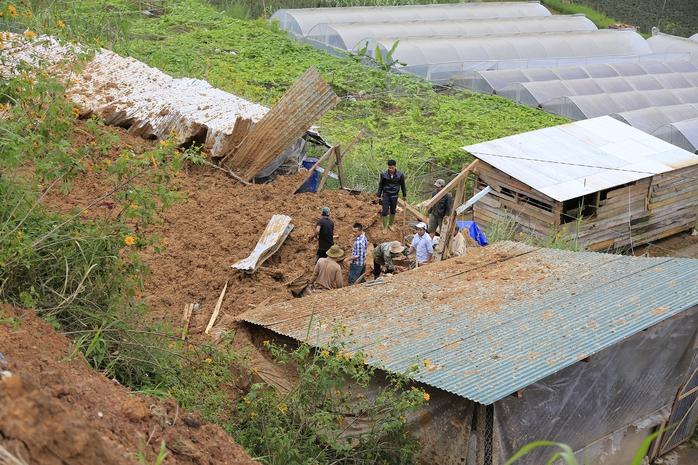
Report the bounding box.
[376,160,407,235]
[313,206,334,262]
[409,222,434,265]
[343,222,368,285]
[428,179,452,240]
[450,224,467,258]
[373,240,410,280]
[311,245,344,290]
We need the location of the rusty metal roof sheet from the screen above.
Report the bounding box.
[238,241,698,405]
[227,66,339,180]
[463,116,698,202]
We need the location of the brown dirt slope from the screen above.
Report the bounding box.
[0,304,257,465]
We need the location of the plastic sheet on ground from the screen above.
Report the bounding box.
[231,215,293,274]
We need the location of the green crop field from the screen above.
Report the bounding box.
[573,0,698,37]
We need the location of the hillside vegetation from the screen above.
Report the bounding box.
[17,0,567,197]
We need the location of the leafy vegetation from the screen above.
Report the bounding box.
[236,329,428,464]
[18,0,567,199]
[539,0,619,30]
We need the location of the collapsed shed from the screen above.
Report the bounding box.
[239,241,698,464]
[462,116,698,251]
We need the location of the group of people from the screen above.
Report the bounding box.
[308,161,469,292]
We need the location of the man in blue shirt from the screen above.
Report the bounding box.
[343,222,368,285]
[409,222,433,265]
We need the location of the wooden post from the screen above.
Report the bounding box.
[202,160,251,186]
[205,280,228,334]
[336,129,365,189]
[291,145,337,194]
[435,177,466,262]
[317,157,336,192]
[398,198,428,223]
[424,159,479,211]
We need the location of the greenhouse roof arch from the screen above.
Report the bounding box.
[651,118,698,154]
[363,30,651,69]
[611,104,698,134]
[270,2,551,37]
[304,15,597,52]
[455,60,698,94]
[647,33,698,61]
[541,89,698,121]
[498,74,698,108]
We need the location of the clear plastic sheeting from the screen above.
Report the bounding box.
[647,32,698,61]
[494,308,698,465]
[652,118,698,154]
[304,15,596,52]
[363,30,651,70]
[541,88,698,120]
[611,104,698,133]
[270,2,551,37]
[691,33,698,41]
[498,74,698,108]
[457,60,698,94]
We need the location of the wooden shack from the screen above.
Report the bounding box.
[462,116,698,251]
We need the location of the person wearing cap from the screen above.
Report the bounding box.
[313,206,334,262]
[311,245,345,290]
[409,222,434,265]
[343,222,368,285]
[372,240,410,279]
[450,223,467,258]
[428,179,452,240]
[376,159,407,235]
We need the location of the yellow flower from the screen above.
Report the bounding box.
[70,107,79,117]
[58,20,65,28]
[250,412,257,419]
[16,231,23,239]
[344,352,353,360]
[129,203,138,209]
[23,30,35,40]
[321,350,329,357]
[9,5,17,17]
[124,236,135,246]
[519,232,523,237]
[204,357,212,363]
[277,403,287,415]
[424,392,430,402]
[26,10,31,17]
[424,360,431,367]
[163,238,168,246]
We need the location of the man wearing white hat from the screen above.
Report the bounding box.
[428,179,452,240]
[372,241,410,280]
[409,222,433,265]
[311,244,345,290]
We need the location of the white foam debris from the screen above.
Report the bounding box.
[1,34,270,157]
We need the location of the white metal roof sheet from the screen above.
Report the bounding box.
[462,116,698,201]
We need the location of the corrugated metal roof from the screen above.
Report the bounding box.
[462,116,698,202]
[238,241,698,405]
[231,215,293,273]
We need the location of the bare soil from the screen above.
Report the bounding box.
[2,118,418,464]
[5,117,696,464]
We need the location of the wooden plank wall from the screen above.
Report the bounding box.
[473,163,557,239]
[473,162,698,251]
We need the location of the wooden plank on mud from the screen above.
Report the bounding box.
[205,280,229,335]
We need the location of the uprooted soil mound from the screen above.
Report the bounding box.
[47,120,415,342]
[0,304,257,465]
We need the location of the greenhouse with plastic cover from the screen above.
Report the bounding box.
[270,1,551,37]
[652,118,698,153]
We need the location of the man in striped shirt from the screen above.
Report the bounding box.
[343,222,368,285]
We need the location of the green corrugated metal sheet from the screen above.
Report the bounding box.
[238,241,698,404]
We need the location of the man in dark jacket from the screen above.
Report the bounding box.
[376,160,407,235]
[428,178,452,239]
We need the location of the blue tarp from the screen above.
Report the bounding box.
[457,220,488,246]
